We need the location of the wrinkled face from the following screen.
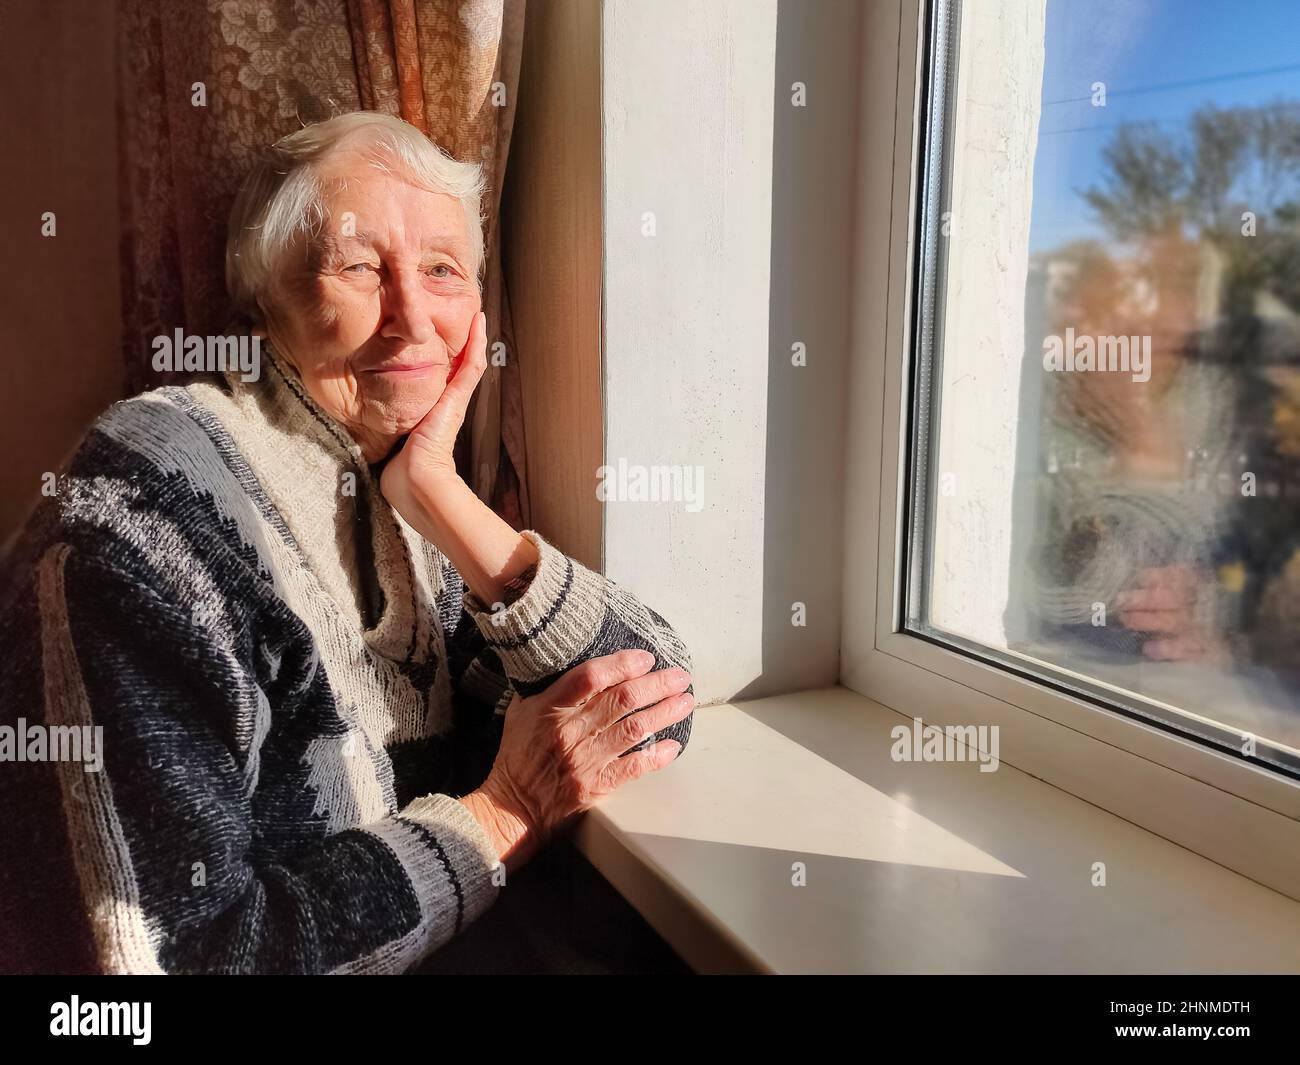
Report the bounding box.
[259,148,481,462]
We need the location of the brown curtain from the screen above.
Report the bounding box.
[117,0,529,529]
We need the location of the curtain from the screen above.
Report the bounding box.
[117,0,529,529]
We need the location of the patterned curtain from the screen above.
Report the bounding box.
[117,0,530,529]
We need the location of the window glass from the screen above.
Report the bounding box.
[907,0,1300,775]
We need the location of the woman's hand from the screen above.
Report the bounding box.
[378,308,538,608]
[380,309,488,516]
[460,650,695,873]
[1116,565,1228,663]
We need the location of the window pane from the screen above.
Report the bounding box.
[907,0,1300,775]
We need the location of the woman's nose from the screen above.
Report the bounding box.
[379,269,437,345]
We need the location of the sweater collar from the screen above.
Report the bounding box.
[214,344,434,665]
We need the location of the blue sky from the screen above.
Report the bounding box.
[1030,0,1300,251]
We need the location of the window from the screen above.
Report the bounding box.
[905,0,1300,777]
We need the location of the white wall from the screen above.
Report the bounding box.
[600,0,778,702]
[600,0,863,705]
[928,1,1046,645]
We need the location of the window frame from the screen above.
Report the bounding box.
[841,0,1300,901]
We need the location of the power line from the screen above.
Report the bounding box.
[1040,112,1203,137]
[1044,61,1300,105]
[1040,98,1300,136]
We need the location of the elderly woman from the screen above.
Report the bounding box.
[0,112,694,974]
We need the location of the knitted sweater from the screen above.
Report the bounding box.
[0,353,693,975]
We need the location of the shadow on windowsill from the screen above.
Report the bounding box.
[411,835,693,975]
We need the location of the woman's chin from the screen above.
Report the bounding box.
[362,385,444,430]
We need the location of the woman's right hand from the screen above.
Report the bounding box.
[458,650,694,872]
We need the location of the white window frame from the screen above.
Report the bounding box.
[841,0,1300,901]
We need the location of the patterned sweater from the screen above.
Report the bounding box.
[0,353,693,975]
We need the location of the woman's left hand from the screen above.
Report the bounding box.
[380,309,487,515]
[1116,565,1229,663]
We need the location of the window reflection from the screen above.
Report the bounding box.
[1017,31,1300,748]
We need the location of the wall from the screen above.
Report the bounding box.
[740,0,864,698]
[0,0,123,543]
[927,0,1047,645]
[600,0,862,705]
[600,0,776,703]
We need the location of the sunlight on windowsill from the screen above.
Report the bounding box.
[596,703,1024,878]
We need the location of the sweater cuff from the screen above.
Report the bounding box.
[365,793,502,953]
[462,529,609,685]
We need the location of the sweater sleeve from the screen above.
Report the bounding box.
[442,529,695,776]
[22,539,502,975]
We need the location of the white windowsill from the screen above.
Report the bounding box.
[572,685,1300,974]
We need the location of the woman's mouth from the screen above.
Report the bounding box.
[362,361,442,378]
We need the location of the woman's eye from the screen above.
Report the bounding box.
[343,262,376,275]
[426,264,453,279]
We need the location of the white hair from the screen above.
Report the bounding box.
[226,111,487,322]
